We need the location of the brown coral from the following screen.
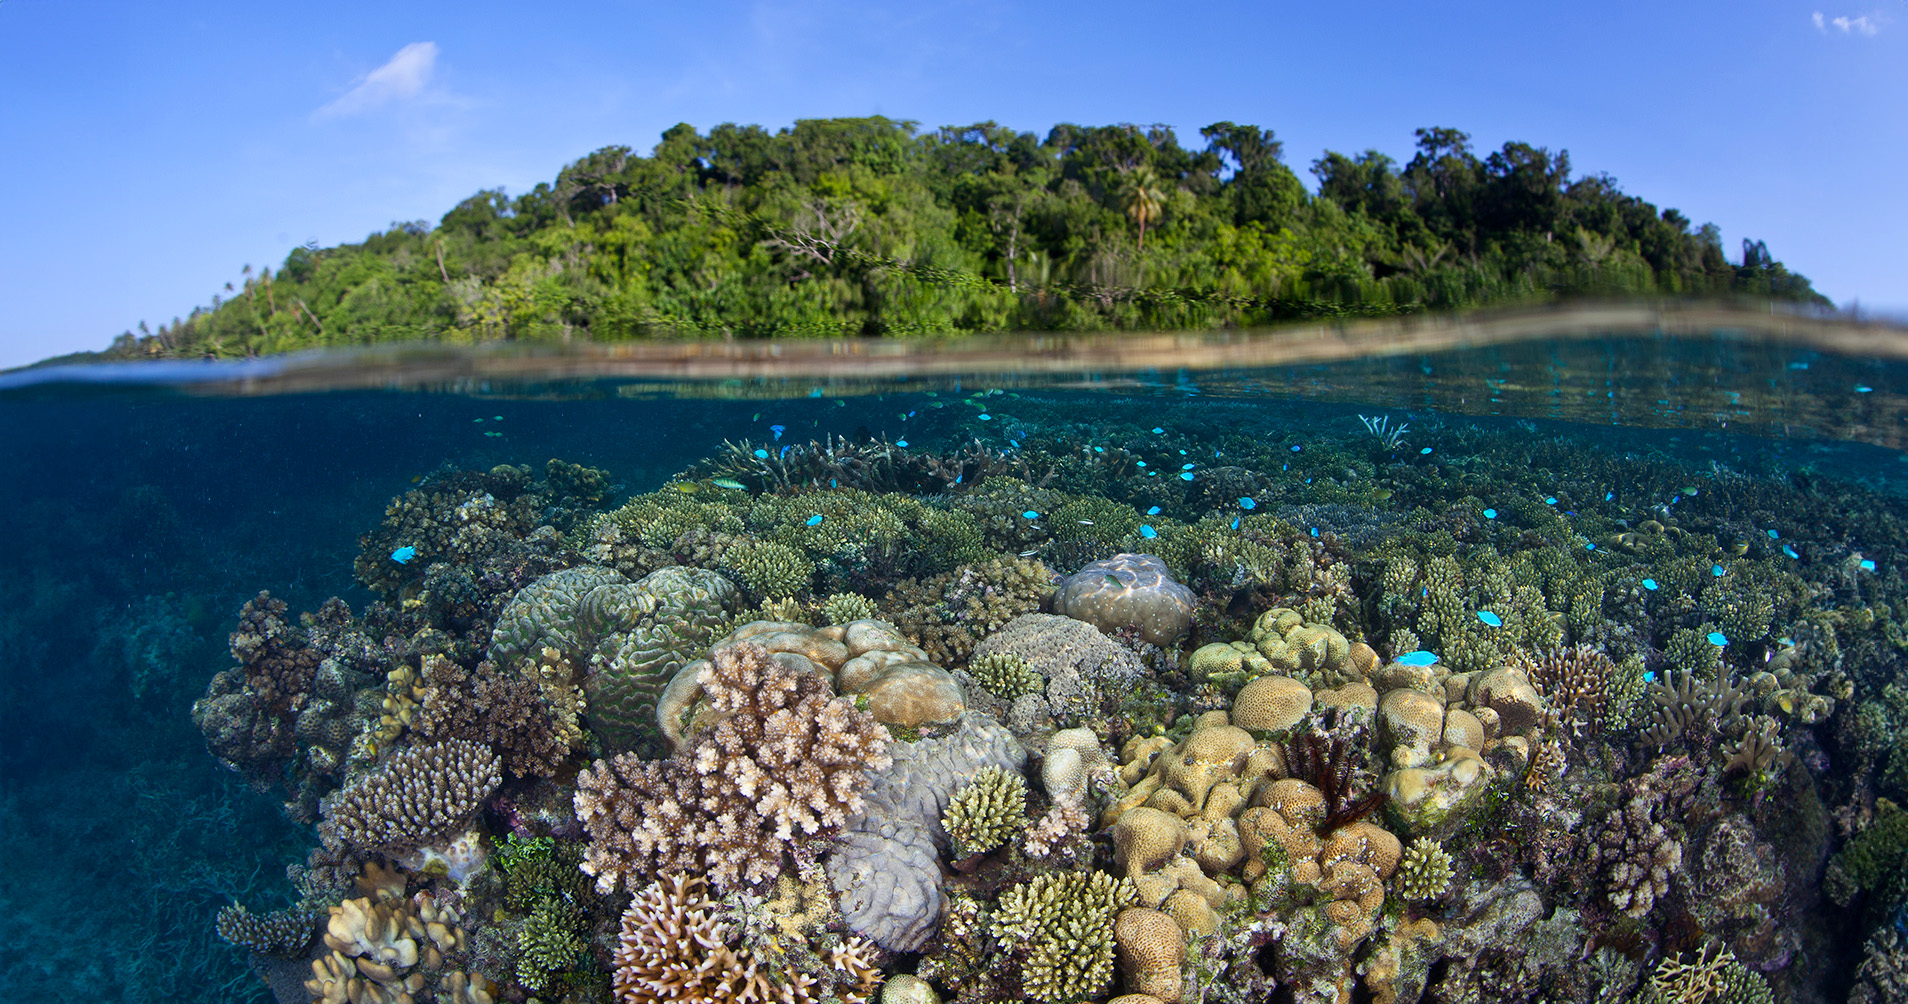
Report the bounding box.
[229,590,322,714]
[883,557,1053,665]
[576,642,891,893]
[612,873,879,1004]
[412,654,571,778]
[317,739,502,853]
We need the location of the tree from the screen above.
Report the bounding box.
[1122,167,1167,252]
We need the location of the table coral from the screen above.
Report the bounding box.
[576,641,891,894]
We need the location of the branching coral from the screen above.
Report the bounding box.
[1515,644,1614,739]
[943,765,1028,859]
[215,903,314,957]
[967,651,1044,700]
[1394,838,1455,901]
[1637,942,1773,1004]
[690,434,1052,496]
[1643,670,1748,746]
[575,642,891,893]
[1593,756,1705,918]
[612,873,880,1004]
[989,871,1138,1004]
[413,655,570,778]
[317,738,502,853]
[883,556,1053,665]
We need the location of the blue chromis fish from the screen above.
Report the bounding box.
[1396,650,1439,667]
[390,546,417,564]
[1475,610,1502,627]
[805,514,824,526]
[1239,497,1256,510]
[770,424,786,441]
[1139,524,1157,538]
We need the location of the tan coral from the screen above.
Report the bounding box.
[1115,907,1186,1003]
[1114,807,1189,876]
[1232,675,1313,732]
[1155,725,1257,811]
[1468,665,1547,735]
[1378,688,1445,768]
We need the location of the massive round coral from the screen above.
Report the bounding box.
[1051,553,1196,647]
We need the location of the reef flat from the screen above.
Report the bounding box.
[186,394,1908,1004]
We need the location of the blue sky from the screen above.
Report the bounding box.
[0,1,1902,367]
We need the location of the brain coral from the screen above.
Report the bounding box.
[1052,553,1195,647]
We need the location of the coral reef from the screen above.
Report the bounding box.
[317,739,502,854]
[989,870,1137,1004]
[1051,553,1196,648]
[943,765,1028,859]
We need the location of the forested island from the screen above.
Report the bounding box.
[100,118,1826,358]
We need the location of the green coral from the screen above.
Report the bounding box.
[1637,943,1773,1004]
[943,766,1028,859]
[1394,838,1454,901]
[1825,804,1908,917]
[969,652,1044,700]
[989,871,1137,1004]
[516,896,586,991]
[884,557,1054,665]
[1666,626,1726,678]
[821,591,880,625]
[490,566,630,664]
[720,538,813,599]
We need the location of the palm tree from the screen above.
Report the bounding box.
[1122,167,1167,252]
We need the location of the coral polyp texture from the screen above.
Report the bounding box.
[575,641,891,893]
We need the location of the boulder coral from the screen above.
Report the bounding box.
[1052,553,1196,648]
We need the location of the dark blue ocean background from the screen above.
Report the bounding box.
[3,333,1906,1002]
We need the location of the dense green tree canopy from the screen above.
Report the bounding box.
[100,117,1827,359]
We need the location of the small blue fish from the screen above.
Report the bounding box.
[1139,525,1158,539]
[1290,445,1302,452]
[978,413,992,421]
[1230,517,1241,530]
[1545,497,1557,505]
[1605,492,1614,501]
[1707,631,1729,646]
[896,440,909,447]
[754,449,770,459]
[1712,564,1725,577]
[1182,463,1195,470]
[1282,463,1289,471]
[1309,527,1319,537]
[390,546,417,564]
[1094,446,1105,453]
[1767,529,1780,539]
[1857,385,1874,393]
[805,514,824,526]
[1642,578,1659,590]
[779,445,790,461]
[1022,511,1040,519]
[953,474,963,484]
[1585,543,1596,550]
[1147,506,1162,516]
[770,424,786,441]
[1178,449,1187,455]
[1420,447,1433,455]
[1861,559,1877,571]
[1135,461,1147,468]
[1483,508,1497,519]
[1783,545,1799,559]
[1397,650,1439,667]
[1476,610,1502,627]
[1644,670,1658,682]
[1239,497,1257,510]
[830,478,838,488]
[1180,472,1195,481]
[1671,495,1681,504]
[1152,427,1164,434]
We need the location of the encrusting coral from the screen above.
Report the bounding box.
[575,641,891,893]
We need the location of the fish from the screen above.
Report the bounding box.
[1022,511,1040,519]
[1076,519,1094,525]
[1180,473,1195,481]
[1476,611,1502,627]
[1396,650,1439,667]
[1239,497,1256,510]
[1707,631,1729,646]
[754,449,770,459]
[1105,574,1123,587]
[1642,578,1659,590]
[979,413,992,421]
[895,440,909,447]
[1018,550,1040,557]
[1139,525,1157,539]
[1147,506,1161,516]
[806,514,824,526]
[709,478,746,491]
[671,482,699,493]
[1420,447,1433,455]
[390,546,417,564]
[770,424,786,441]
[1783,545,1800,559]
[1861,559,1877,571]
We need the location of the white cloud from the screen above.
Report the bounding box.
[1813,10,1882,35]
[315,42,440,118]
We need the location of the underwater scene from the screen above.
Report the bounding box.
[14,317,1908,1004]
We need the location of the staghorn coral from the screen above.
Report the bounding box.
[1636,942,1773,1004]
[1394,838,1455,901]
[989,870,1138,1004]
[612,872,880,1004]
[943,765,1028,859]
[1515,643,1615,739]
[576,642,891,894]
[317,739,502,854]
